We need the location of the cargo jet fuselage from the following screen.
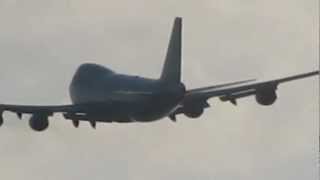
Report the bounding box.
[69,63,186,122]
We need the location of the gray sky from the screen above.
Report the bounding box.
[0,0,318,179]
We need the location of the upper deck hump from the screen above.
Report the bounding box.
[75,63,114,77]
[71,63,115,84]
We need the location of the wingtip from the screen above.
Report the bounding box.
[306,70,319,77]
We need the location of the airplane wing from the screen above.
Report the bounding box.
[171,71,319,119]
[0,102,116,130]
[0,89,156,117]
[0,90,156,130]
[0,101,122,118]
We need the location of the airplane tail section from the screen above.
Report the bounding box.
[160,17,182,84]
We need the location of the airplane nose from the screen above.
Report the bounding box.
[178,83,186,94]
[159,82,186,98]
[170,83,186,99]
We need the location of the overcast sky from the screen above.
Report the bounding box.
[0,0,318,179]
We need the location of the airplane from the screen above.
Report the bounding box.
[0,17,318,131]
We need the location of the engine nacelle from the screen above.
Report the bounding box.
[29,114,49,131]
[183,106,204,118]
[0,111,3,127]
[255,89,277,106]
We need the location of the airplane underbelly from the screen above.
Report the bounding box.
[67,96,178,123]
[131,97,180,122]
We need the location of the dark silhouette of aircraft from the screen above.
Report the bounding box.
[0,17,318,131]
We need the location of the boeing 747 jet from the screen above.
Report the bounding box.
[0,17,318,131]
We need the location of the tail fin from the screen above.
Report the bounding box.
[160,17,182,84]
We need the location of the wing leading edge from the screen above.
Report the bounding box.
[0,102,117,130]
[0,104,80,114]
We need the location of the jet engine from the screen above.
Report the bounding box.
[183,106,204,118]
[29,113,49,131]
[255,89,277,106]
[182,100,209,118]
[0,111,3,127]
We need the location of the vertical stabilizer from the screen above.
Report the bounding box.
[160,17,182,84]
